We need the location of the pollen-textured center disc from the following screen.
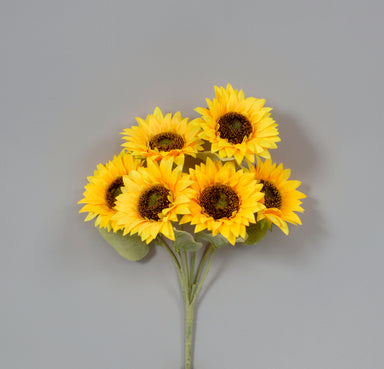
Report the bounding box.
[199,184,240,220]
[149,132,185,152]
[217,112,253,144]
[138,185,171,221]
[105,176,124,209]
[260,180,282,209]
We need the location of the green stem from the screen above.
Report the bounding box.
[185,302,195,369]
[189,252,196,300]
[176,247,189,304]
[159,236,188,301]
[159,236,181,269]
[183,249,189,287]
[193,245,211,285]
[192,247,215,304]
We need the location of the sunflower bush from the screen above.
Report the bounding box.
[78,84,305,369]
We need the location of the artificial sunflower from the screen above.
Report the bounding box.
[78,152,142,231]
[249,159,306,235]
[113,158,193,243]
[121,107,204,166]
[195,84,280,164]
[180,158,265,245]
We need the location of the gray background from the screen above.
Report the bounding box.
[1,0,383,368]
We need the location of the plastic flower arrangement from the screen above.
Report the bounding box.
[78,84,306,369]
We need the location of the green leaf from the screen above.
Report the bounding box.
[98,228,150,261]
[173,229,203,251]
[244,219,269,245]
[196,232,228,249]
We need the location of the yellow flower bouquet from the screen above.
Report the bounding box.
[78,84,306,369]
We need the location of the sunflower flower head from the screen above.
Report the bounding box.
[113,158,193,243]
[78,152,142,231]
[180,158,265,245]
[249,159,306,235]
[121,107,204,166]
[195,84,280,164]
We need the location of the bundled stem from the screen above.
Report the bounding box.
[160,236,216,369]
[184,303,194,369]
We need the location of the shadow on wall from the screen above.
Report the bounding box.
[251,110,325,259]
[271,111,319,179]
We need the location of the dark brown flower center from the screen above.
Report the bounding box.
[138,185,171,221]
[260,180,282,209]
[199,184,240,220]
[105,176,124,209]
[217,112,252,145]
[149,132,185,151]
